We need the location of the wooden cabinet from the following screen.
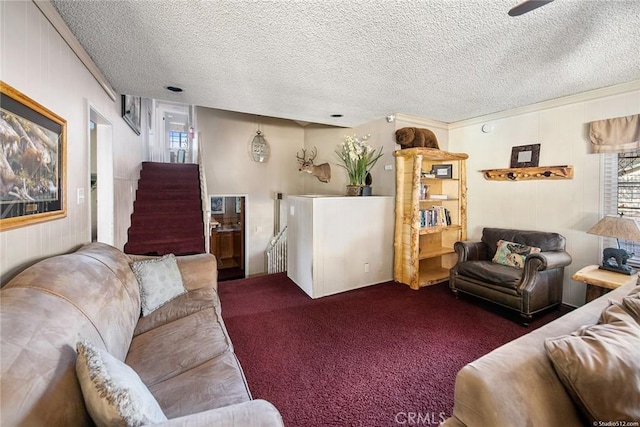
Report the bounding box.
[210,229,241,268]
[393,148,468,290]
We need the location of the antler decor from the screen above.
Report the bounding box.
[296,147,331,183]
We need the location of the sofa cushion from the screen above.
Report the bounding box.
[492,240,541,269]
[126,290,251,419]
[127,307,232,385]
[544,301,640,423]
[148,351,252,419]
[134,287,222,336]
[456,260,522,289]
[131,254,187,316]
[76,340,167,427]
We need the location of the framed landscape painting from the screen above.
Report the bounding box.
[0,81,67,231]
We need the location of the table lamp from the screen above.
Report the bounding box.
[587,214,640,275]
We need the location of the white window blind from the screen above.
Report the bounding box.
[603,151,640,267]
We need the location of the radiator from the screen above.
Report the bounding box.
[266,226,287,274]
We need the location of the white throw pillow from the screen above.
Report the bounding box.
[131,254,187,316]
[75,340,167,427]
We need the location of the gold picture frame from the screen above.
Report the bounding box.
[0,81,67,231]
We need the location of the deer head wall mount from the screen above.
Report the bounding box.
[296,147,331,183]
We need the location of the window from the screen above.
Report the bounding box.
[603,151,640,266]
[169,131,188,149]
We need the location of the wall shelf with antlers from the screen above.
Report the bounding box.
[481,165,574,181]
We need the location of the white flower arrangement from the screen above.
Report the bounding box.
[335,134,384,186]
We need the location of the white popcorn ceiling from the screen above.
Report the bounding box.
[51,0,640,127]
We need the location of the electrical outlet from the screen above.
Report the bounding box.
[384,164,393,171]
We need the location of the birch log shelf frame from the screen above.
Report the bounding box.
[481,165,574,181]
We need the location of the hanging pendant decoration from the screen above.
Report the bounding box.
[249,129,270,163]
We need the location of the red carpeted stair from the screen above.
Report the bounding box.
[124,162,205,256]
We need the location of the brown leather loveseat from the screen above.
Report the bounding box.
[449,228,572,324]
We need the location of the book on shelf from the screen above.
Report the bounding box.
[418,206,452,228]
[419,183,429,200]
[429,194,449,200]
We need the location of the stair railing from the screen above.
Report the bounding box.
[266,226,287,274]
[196,135,210,253]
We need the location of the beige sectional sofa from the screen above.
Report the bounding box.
[0,242,283,426]
[443,280,640,426]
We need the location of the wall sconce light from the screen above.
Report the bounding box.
[249,130,270,163]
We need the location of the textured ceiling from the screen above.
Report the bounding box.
[50,0,640,127]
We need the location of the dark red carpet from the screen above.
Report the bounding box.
[218,273,571,427]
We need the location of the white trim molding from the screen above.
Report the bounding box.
[33,0,117,101]
[394,113,449,130]
[449,80,640,130]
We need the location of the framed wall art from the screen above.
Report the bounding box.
[432,164,453,179]
[510,144,540,168]
[121,94,141,135]
[210,196,225,214]
[0,81,67,231]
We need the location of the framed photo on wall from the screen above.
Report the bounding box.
[432,164,453,179]
[121,94,141,135]
[0,81,67,231]
[510,144,540,168]
[210,196,225,214]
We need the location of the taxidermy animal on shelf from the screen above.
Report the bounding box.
[395,127,439,149]
[297,147,331,183]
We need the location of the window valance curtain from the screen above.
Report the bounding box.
[589,114,640,153]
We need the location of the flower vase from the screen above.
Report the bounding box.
[346,185,362,196]
[361,185,372,196]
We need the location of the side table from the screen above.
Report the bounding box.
[572,264,638,303]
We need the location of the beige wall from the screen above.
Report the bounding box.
[1,1,144,284]
[301,116,447,197]
[196,107,306,276]
[449,89,640,307]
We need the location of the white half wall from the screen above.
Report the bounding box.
[449,89,640,307]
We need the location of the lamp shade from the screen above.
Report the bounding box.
[587,215,640,242]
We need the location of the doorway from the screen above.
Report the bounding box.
[89,106,114,245]
[209,195,247,281]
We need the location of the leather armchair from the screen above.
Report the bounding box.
[449,228,572,325]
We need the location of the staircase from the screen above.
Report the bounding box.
[124,162,206,256]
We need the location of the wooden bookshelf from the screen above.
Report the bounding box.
[393,148,468,290]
